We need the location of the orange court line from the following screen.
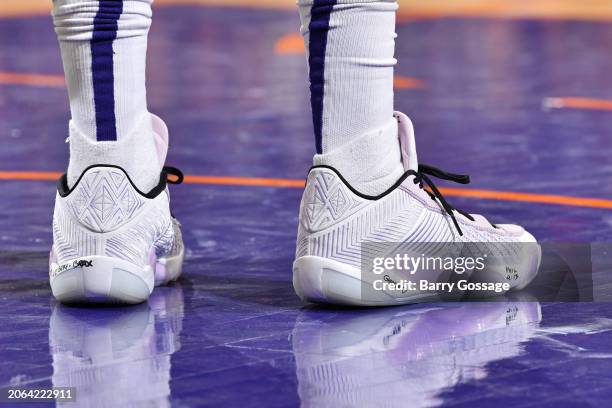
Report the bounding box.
[2,170,612,210]
[393,75,426,89]
[395,0,612,22]
[437,187,612,210]
[274,33,304,55]
[0,171,62,181]
[544,97,612,112]
[183,174,305,188]
[5,0,612,21]
[0,72,65,88]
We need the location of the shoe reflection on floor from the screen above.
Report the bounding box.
[49,285,184,408]
[292,296,541,408]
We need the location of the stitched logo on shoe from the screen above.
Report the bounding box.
[67,169,146,232]
[302,172,362,231]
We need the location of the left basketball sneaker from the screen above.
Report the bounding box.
[293,112,541,306]
[49,115,184,304]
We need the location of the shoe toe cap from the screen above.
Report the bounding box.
[496,224,537,243]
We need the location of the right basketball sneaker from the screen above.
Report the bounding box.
[49,115,184,304]
[293,111,541,306]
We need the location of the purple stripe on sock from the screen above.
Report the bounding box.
[308,0,336,154]
[91,0,123,141]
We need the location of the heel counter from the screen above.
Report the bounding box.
[53,166,175,267]
[300,167,365,233]
[296,167,366,258]
[60,166,148,233]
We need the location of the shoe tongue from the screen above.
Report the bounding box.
[394,111,419,172]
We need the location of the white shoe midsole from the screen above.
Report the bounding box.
[293,245,542,307]
[49,247,184,304]
[293,256,433,306]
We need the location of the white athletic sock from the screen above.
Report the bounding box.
[52,0,160,191]
[298,0,404,196]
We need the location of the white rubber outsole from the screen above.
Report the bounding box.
[293,244,542,307]
[50,249,184,305]
[292,256,431,307]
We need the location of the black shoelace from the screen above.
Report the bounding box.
[412,164,475,236]
[163,166,184,185]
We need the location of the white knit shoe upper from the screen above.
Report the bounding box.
[294,112,540,305]
[50,115,184,304]
[297,112,537,263]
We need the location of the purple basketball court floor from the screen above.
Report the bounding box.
[2,3,612,407]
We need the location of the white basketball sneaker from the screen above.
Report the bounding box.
[49,115,184,304]
[293,111,541,306]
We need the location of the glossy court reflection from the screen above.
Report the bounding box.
[292,299,542,407]
[49,286,184,407]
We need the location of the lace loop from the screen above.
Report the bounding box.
[418,164,470,185]
[414,164,473,236]
[163,166,184,185]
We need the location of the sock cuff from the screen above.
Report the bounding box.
[313,116,398,164]
[67,112,160,191]
[68,109,151,142]
[312,117,404,195]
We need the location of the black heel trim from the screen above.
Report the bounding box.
[58,164,182,199]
